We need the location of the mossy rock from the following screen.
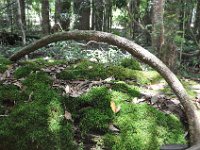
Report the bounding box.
[0,55,11,73]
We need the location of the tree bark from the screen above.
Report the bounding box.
[41,0,50,35]
[73,0,90,30]
[9,30,200,146]
[19,0,26,26]
[16,0,26,45]
[151,0,165,55]
[195,0,200,43]
[55,0,71,30]
[93,0,104,31]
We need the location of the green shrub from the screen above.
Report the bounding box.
[120,58,142,70]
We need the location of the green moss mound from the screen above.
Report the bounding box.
[0,55,11,73]
[120,58,142,70]
[0,58,186,150]
[57,60,107,80]
[57,60,151,84]
[103,104,186,150]
[0,73,78,150]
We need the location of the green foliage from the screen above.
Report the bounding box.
[0,55,11,73]
[103,104,186,150]
[120,58,142,70]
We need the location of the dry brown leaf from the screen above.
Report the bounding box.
[64,110,73,122]
[110,101,121,113]
[13,81,23,89]
[64,85,70,94]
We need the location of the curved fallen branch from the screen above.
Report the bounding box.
[10,30,200,145]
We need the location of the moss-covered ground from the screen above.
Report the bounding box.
[0,56,188,150]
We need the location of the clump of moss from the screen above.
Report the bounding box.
[57,60,151,84]
[14,64,39,79]
[0,73,78,150]
[107,66,150,84]
[0,55,11,73]
[22,72,52,87]
[14,58,67,79]
[79,87,113,134]
[103,104,186,150]
[0,84,28,115]
[111,82,140,98]
[20,58,66,68]
[120,57,142,70]
[63,87,114,135]
[57,60,107,80]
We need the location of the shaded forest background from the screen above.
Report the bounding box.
[0,0,199,75]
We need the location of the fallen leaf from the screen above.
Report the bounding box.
[110,101,121,113]
[64,85,70,94]
[109,123,120,133]
[104,76,115,82]
[13,81,23,89]
[64,110,73,122]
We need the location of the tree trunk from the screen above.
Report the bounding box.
[103,0,112,32]
[19,0,26,26]
[73,0,90,30]
[93,0,104,31]
[9,30,200,146]
[151,0,165,55]
[195,0,200,43]
[16,0,26,45]
[41,0,50,35]
[55,0,71,30]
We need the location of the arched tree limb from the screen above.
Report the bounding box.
[10,30,200,145]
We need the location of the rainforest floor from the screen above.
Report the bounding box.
[0,55,200,150]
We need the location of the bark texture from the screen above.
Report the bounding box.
[16,0,26,45]
[41,0,50,35]
[9,30,200,145]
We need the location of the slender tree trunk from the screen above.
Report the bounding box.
[19,0,26,26]
[41,0,50,35]
[195,0,200,43]
[16,0,26,45]
[103,0,112,32]
[151,0,165,55]
[73,0,90,30]
[55,0,71,30]
[93,0,104,31]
